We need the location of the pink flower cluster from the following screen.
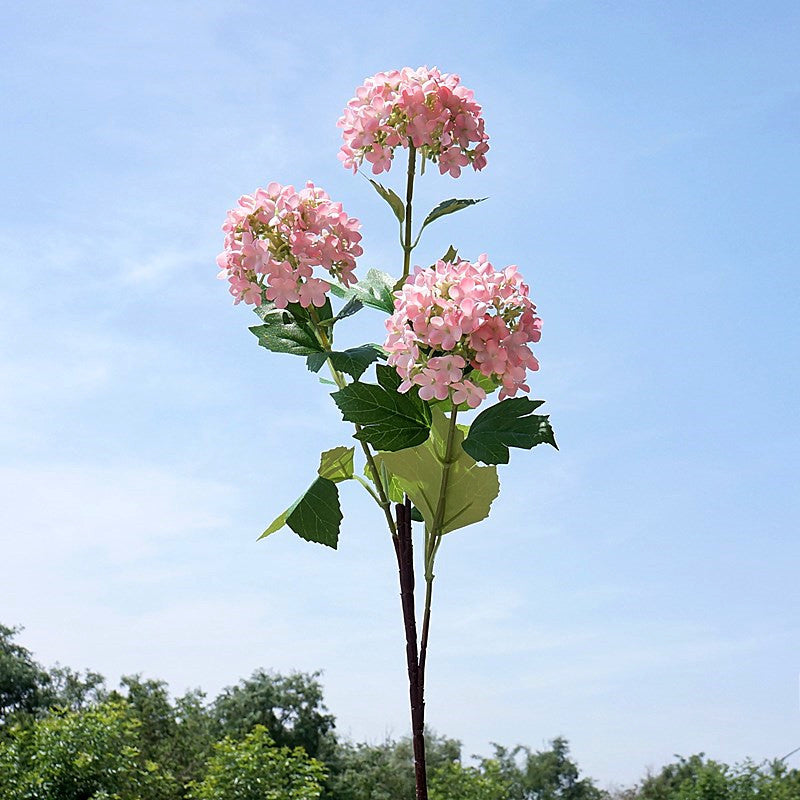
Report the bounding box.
[384,256,542,408]
[217,182,363,308]
[338,66,489,177]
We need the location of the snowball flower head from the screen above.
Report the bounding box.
[384,255,542,407]
[217,182,363,308]
[338,66,489,178]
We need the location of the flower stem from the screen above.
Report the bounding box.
[418,405,458,706]
[394,497,428,799]
[402,145,417,279]
[430,405,460,543]
[308,305,397,536]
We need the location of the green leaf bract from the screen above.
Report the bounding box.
[368,179,405,224]
[249,308,323,356]
[418,198,486,238]
[461,397,558,465]
[306,345,383,381]
[259,476,342,549]
[332,366,432,452]
[330,268,396,314]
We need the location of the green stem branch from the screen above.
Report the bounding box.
[308,305,397,537]
[418,404,459,718]
[402,145,417,279]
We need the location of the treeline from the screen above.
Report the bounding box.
[1,624,798,799]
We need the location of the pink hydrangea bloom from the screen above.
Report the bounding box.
[384,255,542,406]
[217,182,363,308]
[338,66,489,177]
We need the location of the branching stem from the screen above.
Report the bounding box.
[308,305,396,536]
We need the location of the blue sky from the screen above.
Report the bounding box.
[2,0,799,787]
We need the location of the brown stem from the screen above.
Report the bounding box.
[394,497,428,799]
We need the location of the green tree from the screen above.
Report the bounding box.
[326,731,461,800]
[188,725,325,800]
[741,760,800,800]
[170,689,217,789]
[108,674,216,791]
[46,665,107,711]
[637,755,713,800]
[430,758,512,799]
[115,675,179,763]
[492,737,605,800]
[0,699,177,800]
[0,624,50,728]
[632,754,800,800]
[212,670,336,759]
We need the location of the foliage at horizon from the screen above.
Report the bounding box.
[2,625,799,800]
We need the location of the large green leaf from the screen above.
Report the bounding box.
[306,344,383,381]
[461,397,558,465]
[368,179,405,223]
[416,198,485,239]
[375,408,499,535]
[318,446,355,483]
[364,460,405,503]
[249,308,323,356]
[259,476,342,549]
[330,269,396,314]
[259,449,353,546]
[286,477,342,548]
[332,369,432,452]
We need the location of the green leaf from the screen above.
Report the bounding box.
[255,298,333,326]
[368,179,405,224]
[289,298,333,325]
[418,198,486,237]
[375,363,402,392]
[285,477,342,548]
[470,371,503,394]
[306,344,383,381]
[249,308,323,356]
[258,477,342,548]
[333,297,363,322]
[461,397,558,465]
[317,446,355,483]
[441,245,459,263]
[375,408,499,534]
[386,477,405,504]
[330,268,396,314]
[332,375,432,452]
[259,506,294,540]
[364,460,405,503]
[259,453,351,547]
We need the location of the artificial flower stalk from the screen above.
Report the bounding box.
[217,66,556,800]
[402,144,416,280]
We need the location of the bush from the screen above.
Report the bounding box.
[430,759,512,799]
[188,725,325,800]
[0,699,176,800]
